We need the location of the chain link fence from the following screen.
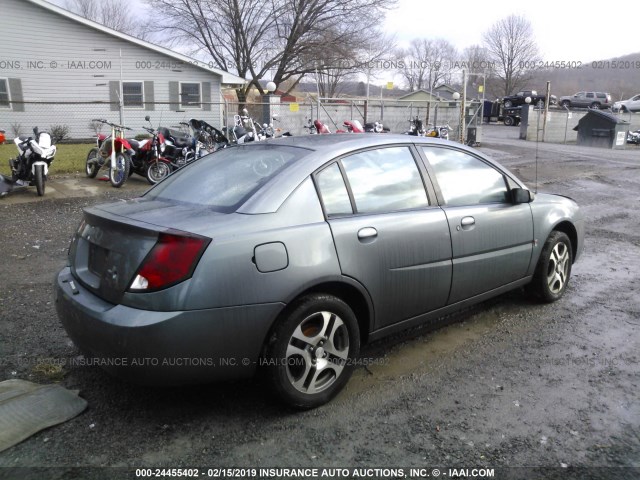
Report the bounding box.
[226,99,469,138]
[2,99,484,142]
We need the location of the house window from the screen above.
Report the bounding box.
[0,79,9,108]
[180,82,201,108]
[122,81,144,108]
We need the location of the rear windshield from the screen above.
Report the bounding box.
[146,144,310,212]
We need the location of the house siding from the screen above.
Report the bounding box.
[0,0,225,139]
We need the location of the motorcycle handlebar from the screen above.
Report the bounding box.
[91,118,131,130]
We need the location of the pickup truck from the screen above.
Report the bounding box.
[503,90,553,108]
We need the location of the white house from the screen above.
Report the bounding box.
[0,0,246,139]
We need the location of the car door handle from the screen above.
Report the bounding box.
[460,216,475,230]
[357,227,378,242]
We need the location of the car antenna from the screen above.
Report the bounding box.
[529,96,541,195]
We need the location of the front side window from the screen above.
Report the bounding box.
[180,82,201,108]
[0,79,9,108]
[423,147,508,207]
[122,81,143,108]
[340,147,428,214]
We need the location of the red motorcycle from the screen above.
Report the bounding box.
[86,119,134,188]
[304,119,355,134]
[128,116,172,184]
[342,120,364,133]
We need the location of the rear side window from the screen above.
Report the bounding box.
[316,163,353,216]
[146,145,308,212]
[423,147,508,206]
[340,146,429,214]
[596,93,606,98]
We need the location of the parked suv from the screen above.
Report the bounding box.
[559,92,612,109]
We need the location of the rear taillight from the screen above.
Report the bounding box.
[128,232,210,292]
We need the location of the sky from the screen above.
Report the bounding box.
[385,0,639,61]
[50,0,639,75]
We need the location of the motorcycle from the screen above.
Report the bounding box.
[405,116,426,136]
[128,116,172,184]
[342,120,364,133]
[259,115,292,139]
[304,118,329,134]
[86,119,134,188]
[303,118,349,134]
[364,121,390,133]
[187,118,229,153]
[0,127,56,197]
[425,123,450,140]
[226,109,261,144]
[155,124,195,169]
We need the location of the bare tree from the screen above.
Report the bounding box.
[66,0,146,38]
[145,0,396,104]
[482,15,539,96]
[311,30,392,98]
[398,38,457,92]
[461,44,501,99]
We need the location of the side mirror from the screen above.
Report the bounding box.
[145,115,151,122]
[512,188,534,204]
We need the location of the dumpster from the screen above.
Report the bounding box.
[573,110,630,149]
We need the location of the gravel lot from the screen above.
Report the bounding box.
[0,127,639,479]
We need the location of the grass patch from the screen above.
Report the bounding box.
[0,142,95,176]
[32,361,65,381]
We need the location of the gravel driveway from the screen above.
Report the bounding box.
[0,127,638,479]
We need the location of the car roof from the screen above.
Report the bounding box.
[236,134,515,214]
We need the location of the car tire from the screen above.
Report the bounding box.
[528,231,573,303]
[589,102,600,109]
[561,100,571,108]
[264,294,360,409]
[504,116,515,127]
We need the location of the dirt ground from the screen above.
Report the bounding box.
[0,127,639,479]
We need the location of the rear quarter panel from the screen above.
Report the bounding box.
[181,177,342,310]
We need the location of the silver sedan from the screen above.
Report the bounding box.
[55,134,584,408]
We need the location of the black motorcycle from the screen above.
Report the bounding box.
[157,125,197,169]
[188,118,229,153]
[405,116,425,136]
[0,127,56,197]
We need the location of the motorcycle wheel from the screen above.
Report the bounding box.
[109,152,130,188]
[35,164,45,196]
[146,161,171,184]
[86,148,100,178]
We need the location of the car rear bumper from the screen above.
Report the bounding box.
[54,267,283,385]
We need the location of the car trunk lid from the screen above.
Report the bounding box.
[68,199,215,304]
